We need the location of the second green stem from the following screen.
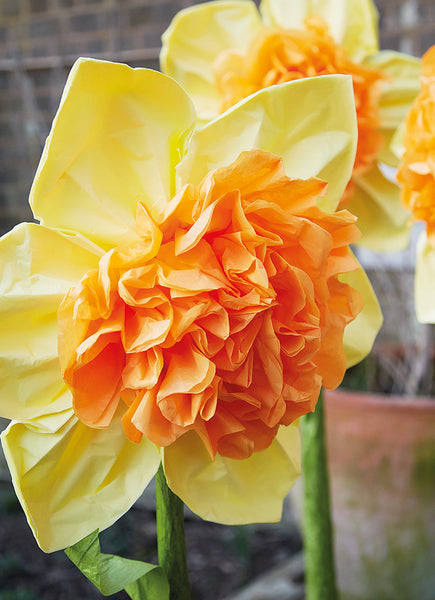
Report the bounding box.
[301,389,338,600]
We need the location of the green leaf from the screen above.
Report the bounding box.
[125,570,171,600]
[65,530,169,600]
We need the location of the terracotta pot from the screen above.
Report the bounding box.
[324,388,435,600]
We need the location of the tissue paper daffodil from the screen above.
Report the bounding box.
[0,58,381,553]
[397,46,435,323]
[161,0,422,251]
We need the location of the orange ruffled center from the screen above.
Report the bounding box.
[214,17,384,201]
[397,45,435,241]
[58,150,363,460]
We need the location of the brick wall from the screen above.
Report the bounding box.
[378,0,435,53]
[0,0,434,234]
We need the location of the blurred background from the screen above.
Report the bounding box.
[0,1,435,599]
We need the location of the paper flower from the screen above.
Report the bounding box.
[397,46,435,323]
[161,0,421,251]
[0,58,381,552]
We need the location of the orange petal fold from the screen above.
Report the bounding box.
[58,150,363,460]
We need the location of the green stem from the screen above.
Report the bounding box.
[301,389,338,600]
[155,464,192,600]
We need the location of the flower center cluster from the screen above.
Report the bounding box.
[58,150,362,460]
[214,17,384,202]
[397,46,435,241]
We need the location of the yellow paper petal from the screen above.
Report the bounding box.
[177,74,357,213]
[1,406,161,552]
[415,232,435,324]
[260,0,379,61]
[363,50,421,166]
[163,424,300,524]
[341,259,383,367]
[30,58,196,250]
[0,223,101,422]
[348,164,411,251]
[160,0,262,123]
[390,117,407,161]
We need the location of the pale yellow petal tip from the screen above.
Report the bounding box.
[1,426,43,548]
[341,263,383,368]
[29,57,196,249]
[1,413,161,552]
[161,0,262,122]
[160,1,220,71]
[366,50,421,160]
[415,233,435,324]
[349,164,412,252]
[260,0,379,60]
[355,225,411,253]
[163,426,300,526]
[390,119,407,161]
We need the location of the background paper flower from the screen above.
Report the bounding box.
[397,46,435,323]
[161,0,421,252]
[0,58,381,552]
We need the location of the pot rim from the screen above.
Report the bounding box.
[324,386,435,410]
